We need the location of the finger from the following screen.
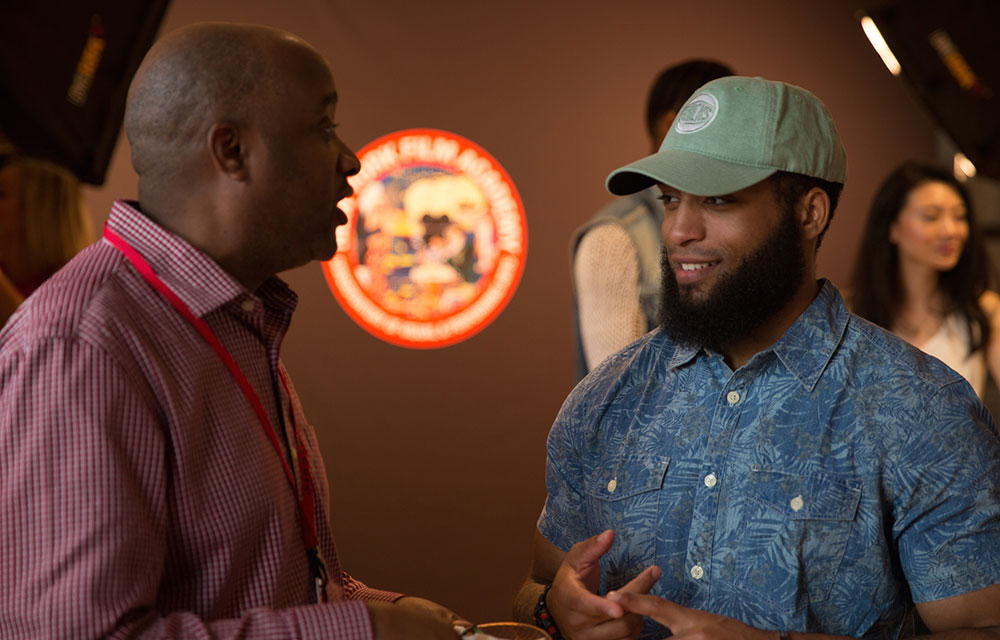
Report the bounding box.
[615,565,662,595]
[565,529,615,572]
[552,580,625,621]
[605,592,686,629]
[582,613,644,640]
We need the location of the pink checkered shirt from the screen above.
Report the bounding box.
[0,200,400,639]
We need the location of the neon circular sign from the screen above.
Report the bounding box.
[323,128,528,348]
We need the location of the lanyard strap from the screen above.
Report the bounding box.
[103,226,329,601]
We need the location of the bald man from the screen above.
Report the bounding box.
[0,23,461,640]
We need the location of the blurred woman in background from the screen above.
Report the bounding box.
[849,161,1000,398]
[0,145,93,325]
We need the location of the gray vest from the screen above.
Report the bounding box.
[570,187,664,380]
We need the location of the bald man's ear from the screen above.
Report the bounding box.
[208,122,248,180]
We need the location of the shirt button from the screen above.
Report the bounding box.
[607,478,617,493]
[726,391,741,405]
[241,299,255,313]
[690,564,704,580]
[704,473,718,488]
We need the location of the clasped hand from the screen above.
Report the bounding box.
[547,529,775,640]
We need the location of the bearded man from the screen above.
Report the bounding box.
[514,77,1000,640]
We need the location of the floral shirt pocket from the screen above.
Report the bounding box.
[585,454,670,592]
[733,467,861,614]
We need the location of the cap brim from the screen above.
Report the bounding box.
[606,148,777,197]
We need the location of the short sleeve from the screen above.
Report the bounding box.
[892,380,1000,602]
[537,392,592,551]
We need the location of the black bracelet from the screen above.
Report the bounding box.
[777,631,790,640]
[534,584,564,640]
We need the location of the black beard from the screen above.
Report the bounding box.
[658,208,806,353]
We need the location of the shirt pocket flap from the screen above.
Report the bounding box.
[745,468,861,521]
[586,455,670,502]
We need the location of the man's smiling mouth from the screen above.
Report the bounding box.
[680,261,719,271]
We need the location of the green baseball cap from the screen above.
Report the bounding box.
[606,76,847,197]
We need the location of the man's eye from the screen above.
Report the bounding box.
[658,194,679,204]
[705,197,730,206]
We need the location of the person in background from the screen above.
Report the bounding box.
[571,59,733,380]
[849,162,1000,399]
[515,76,1000,639]
[0,23,462,640]
[0,145,93,325]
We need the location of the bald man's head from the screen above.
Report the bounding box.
[120,23,358,289]
[124,23,310,185]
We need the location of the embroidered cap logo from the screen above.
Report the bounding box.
[675,92,718,134]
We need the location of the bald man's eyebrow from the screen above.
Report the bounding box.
[323,91,339,106]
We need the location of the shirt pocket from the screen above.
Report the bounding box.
[734,467,861,614]
[585,454,670,591]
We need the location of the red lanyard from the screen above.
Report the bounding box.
[103,226,329,603]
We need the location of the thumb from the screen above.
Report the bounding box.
[566,529,615,571]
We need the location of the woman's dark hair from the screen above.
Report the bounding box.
[849,162,992,353]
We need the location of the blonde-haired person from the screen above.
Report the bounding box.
[0,147,93,325]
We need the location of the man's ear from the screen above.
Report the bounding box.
[798,186,830,242]
[208,121,248,180]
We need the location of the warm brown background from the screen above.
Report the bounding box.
[79,0,943,625]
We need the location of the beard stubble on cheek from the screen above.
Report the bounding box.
[657,207,806,353]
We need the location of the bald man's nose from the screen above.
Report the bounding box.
[339,148,360,176]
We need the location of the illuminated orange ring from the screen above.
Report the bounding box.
[322,128,528,349]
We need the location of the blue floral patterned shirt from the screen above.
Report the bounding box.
[538,281,1000,639]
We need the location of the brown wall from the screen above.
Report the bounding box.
[81,0,937,624]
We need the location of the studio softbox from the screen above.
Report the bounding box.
[864,0,997,179]
[0,2,170,185]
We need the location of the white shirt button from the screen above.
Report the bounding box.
[607,478,617,493]
[726,391,741,405]
[704,473,718,488]
[241,299,255,313]
[690,564,704,580]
